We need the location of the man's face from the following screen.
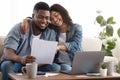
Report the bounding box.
[32,10,50,29]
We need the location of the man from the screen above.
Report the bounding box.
[1,2,60,80]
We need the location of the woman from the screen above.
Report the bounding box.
[21,4,83,71]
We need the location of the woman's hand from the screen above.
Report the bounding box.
[20,18,30,34]
[56,44,67,51]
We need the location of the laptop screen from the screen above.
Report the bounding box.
[70,51,105,74]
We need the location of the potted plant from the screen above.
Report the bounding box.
[100,62,108,76]
[95,10,118,56]
[101,62,107,69]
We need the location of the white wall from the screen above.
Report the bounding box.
[1,0,120,38]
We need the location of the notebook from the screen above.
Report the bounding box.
[61,51,105,75]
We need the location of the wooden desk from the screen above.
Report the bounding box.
[9,72,120,80]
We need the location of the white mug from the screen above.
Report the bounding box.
[22,62,38,78]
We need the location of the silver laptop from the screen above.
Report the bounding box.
[61,51,105,75]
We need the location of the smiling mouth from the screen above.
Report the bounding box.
[41,24,46,27]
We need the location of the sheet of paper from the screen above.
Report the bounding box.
[31,38,58,64]
[44,73,59,77]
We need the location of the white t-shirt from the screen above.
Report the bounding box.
[32,33,41,38]
[59,33,66,44]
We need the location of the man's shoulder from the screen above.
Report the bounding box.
[7,22,23,37]
[45,27,56,33]
[11,22,22,30]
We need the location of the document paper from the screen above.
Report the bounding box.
[31,38,58,64]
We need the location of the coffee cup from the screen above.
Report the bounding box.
[22,62,38,78]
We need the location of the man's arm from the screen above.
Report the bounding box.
[3,48,36,65]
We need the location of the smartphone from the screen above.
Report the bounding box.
[37,71,46,75]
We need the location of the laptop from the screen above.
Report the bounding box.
[61,51,105,75]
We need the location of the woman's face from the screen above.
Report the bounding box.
[50,11,63,27]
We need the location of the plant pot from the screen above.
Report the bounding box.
[100,68,107,76]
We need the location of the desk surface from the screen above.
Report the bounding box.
[9,72,120,80]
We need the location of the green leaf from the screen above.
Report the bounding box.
[105,49,112,56]
[117,28,120,37]
[112,21,116,24]
[107,43,116,49]
[107,51,112,56]
[100,19,106,26]
[107,17,116,24]
[96,15,103,24]
[100,62,107,69]
[106,25,113,36]
[101,44,105,51]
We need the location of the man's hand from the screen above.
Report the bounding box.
[21,56,36,65]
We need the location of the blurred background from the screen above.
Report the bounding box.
[1,0,120,38]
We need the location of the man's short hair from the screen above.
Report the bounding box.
[33,2,50,12]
